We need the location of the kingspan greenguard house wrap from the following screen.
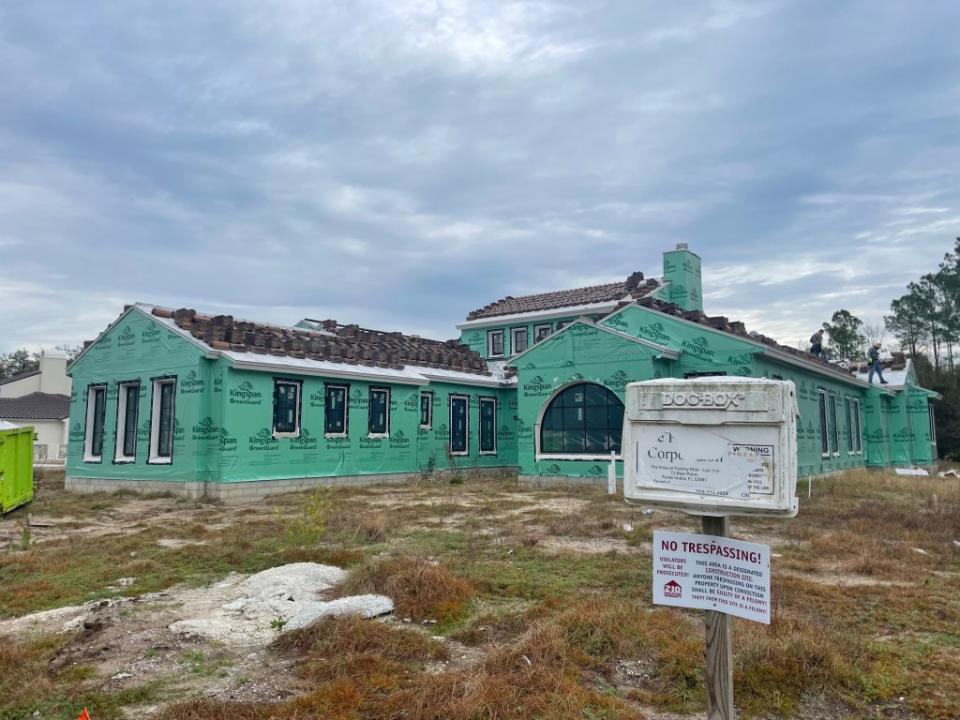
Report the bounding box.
[66,244,939,498]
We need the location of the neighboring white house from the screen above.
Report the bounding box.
[0,350,71,462]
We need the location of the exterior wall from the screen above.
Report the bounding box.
[38,354,71,395]
[0,373,41,398]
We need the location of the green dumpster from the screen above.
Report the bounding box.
[0,424,34,513]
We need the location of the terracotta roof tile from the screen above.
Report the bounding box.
[466,272,658,320]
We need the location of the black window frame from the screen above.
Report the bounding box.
[818,389,829,457]
[148,376,177,464]
[324,383,349,436]
[684,371,727,379]
[84,384,107,463]
[928,404,936,450]
[479,396,497,455]
[844,397,853,453]
[419,391,433,429]
[272,378,302,437]
[510,327,529,355]
[114,380,140,463]
[853,399,863,454]
[368,386,390,436]
[539,382,624,457]
[449,394,469,456]
[487,329,504,358]
[534,324,553,342]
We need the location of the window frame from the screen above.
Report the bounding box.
[536,381,625,460]
[368,386,391,437]
[853,399,863,454]
[844,397,854,454]
[272,378,302,438]
[324,383,349,437]
[449,394,469,456]
[487,329,505,358]
[818,389,829,458]
[929,404,937,450]
[83,384,107,463]
[510,327,529,356]
[114,380,140,463]
[148,377,177,465]
[419,391,433,429]
[828,393,840,456]
[534,324,553,342]
[479,396,497,455]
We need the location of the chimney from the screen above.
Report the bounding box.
[39,350,71,395]
[662,243,703,313]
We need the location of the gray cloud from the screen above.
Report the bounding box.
[1,0,957,351]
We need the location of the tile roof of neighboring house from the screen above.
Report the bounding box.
[0,369,40,386]
[140,306,491,376]
[625,297,859,377]
[0,392,70,420]
[466,272,659,320]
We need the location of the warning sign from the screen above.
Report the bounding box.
[652,530,770,624]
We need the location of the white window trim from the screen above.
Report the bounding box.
[487,329,505,358]
[818,389,830,458]
[149,378,176,465]
[84,385,106,463]
[479,397,498,455]
[368,387,391,438]
[853,399,863,454]
[534,323,553,342]
[114,382,140,463]
[272,380,302,439]
[829,393,840,457]
[419,391,433,430]
[323,384,349,438]
[449,394,469,456]
[929,405,937,449]
[510,327,529,356]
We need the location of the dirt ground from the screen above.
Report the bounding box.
[2,467,959,719]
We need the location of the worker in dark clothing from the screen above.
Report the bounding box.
[809,329,825,358]
[867,343,888,384]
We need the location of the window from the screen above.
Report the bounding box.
[369,387,390,435]
[84,385,106,462]
[684,371,727,379]
[540,383,624,456]
[818,390,829,457]
[828,394,840,456]
[149,378,176,463]
[510,328,528,355]
[844,398,853,453]
[534,324,552,342]
[487,329,504,357]
[479,397,497,454]
[324,384,348,435]
[853,399,863,453]
[420,391,433,429]
[450,395,468,455]
[929,405,937,449]
[114,382,140,462]
[273,380,301,436]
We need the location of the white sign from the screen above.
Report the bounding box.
[653,530,770,624]
[623,378,799,517]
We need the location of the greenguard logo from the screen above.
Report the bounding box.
[389,430,411,449]
[669,284,688,302]
[69,422,84,442]
[734,366,753,377]
[586,465,604,478]
[137,419,151,442]
[892,427,912,442]
[117,325,136,347]
[605,315,629,331]
[523,362,537,370]
[325,434,351,448]
[249,427,279,450]
[404,394,419,411]
[542,463,562,476]
[497,424,515,440]
[806,419,816,439]
[523,375,552,397]
[561,360,575,368]
[360,435,384,448]
[681,336,715,361]
[569,372,584,382]
[291,428,318,450]
[192,417,218,441]
[219,428,238,451]
[604,370,629,391]
[570,324,597,337]
[349,388,367,409]
[310,390,325,408]
[181,370,204,394]
[142,325,162,343]
[516,417,532,439]
[726,352,754,365]
[213,375,223,393]
[174,418,184,442]
[436,423,449,440]
[230,381,262,405]
[637,322,670,345]
[796,380,809,401]
[664,258,677,273]
[684,258,700,275]
[865,428,884,443]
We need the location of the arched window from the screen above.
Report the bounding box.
[540,383,624,455]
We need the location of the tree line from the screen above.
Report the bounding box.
[0,346,81,381]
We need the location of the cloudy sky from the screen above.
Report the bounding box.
[1,0,957,353]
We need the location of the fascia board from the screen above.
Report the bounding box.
[226,355,429,386]
[456,298,631,330]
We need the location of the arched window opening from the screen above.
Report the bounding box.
[540,383,624,455]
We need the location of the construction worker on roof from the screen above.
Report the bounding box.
[809,329,825,358]
[867,342,888,384]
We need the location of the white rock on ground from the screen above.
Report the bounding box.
[168,563,392,645]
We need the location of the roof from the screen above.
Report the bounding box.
[0,392,70,420]
[465,271,659,321]
[138,306,491,377]
[0,369,40,386]
[853,355,912,388]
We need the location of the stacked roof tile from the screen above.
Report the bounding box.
[466,271,658,320]
[149,307,490,376]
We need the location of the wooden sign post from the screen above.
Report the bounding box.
[702,514,734,720]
